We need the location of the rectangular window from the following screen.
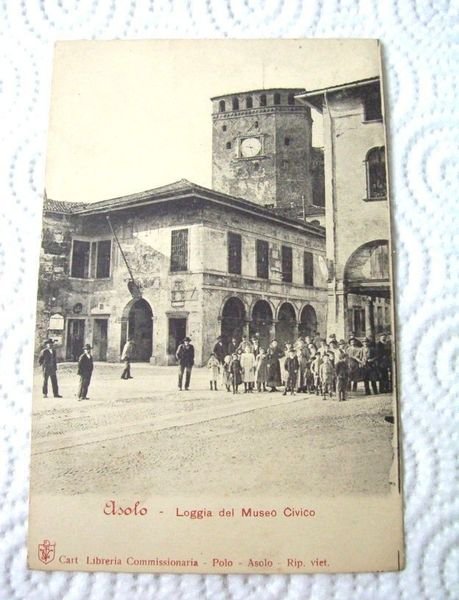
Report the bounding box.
[363,86,382,121]
[384,306,390,331]
[90,241,97,277]
[366,147,387,199]
[228,232,242,275]
[71,241,90,278]
[71,239,111,279]
[303,251,314,286]
[281,245,293,283]
[96,240,112,278]
[256,239,269,279]
[170,229,188,272]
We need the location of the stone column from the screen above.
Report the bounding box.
[149,315,156,364]
[243,318,251,340]
[270,320,278,343]
[365,297,375,341]
[333,281,347,341]
[293,320,300,341]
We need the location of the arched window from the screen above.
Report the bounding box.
[246,96,253,109]
[259,94,267,107]
[232,97,239,110]
[219,100,226,113]
[274,92,281,105]
[366,147,386,199]
[288,93,295,105]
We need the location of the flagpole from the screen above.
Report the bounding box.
[106,215,136,284]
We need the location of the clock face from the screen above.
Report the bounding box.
[240,137,262,158]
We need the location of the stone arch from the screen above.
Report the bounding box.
[344,240,389,288]
[250,299,274,350]
[275,302,297,347]
[220,296,247,346]
[120,297,153,362]
[344,240,390,341]
[299,304,318,339]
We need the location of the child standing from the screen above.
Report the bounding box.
[221,354,232,392]
[283,350,299,396]
[240,345,256,393]
[311,352,322,395]
[207,353,220,390]
[255,348,269,392]
[335,350,349,402]
[319,353,334,399]
[295,348,308,392]
[230,353,242,394]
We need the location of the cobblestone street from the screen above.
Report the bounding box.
[31,363,396,497]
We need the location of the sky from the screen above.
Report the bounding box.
[46,39,381,203]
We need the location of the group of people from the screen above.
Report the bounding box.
[38,330,392,402]
[206,332,392,400]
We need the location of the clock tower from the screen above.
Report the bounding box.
[211,88,314,214]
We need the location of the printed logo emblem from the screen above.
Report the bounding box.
[38,539,55,564]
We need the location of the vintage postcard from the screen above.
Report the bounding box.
[28,39,404,574]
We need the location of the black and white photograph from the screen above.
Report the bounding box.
[28,39,404,574]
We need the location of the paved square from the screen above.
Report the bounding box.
[31,363,396,496]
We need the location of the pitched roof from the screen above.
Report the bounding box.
[44,199,86,213]
[47,179,325,238]
[296,76,380,111]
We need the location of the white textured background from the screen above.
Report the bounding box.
[1,2,458,599]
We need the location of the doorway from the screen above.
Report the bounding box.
[121,298,153,362]
[168,318,187,363]
[66,319,85,361]
[93,319,108,361]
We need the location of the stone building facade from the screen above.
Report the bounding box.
[38,181,327,366]
[298,77,391,341]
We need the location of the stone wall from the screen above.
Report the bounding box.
[36,196,327,366]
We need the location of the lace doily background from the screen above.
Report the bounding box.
[1,2,458,599]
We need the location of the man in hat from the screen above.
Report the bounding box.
[120,337,135,379]
[77,344,94,400]
[359,338,378,395]
[212,336,225,365]
[38,339,62,398]
[227,336,239,356]
[176,336,195,391]
[346,337,361,392]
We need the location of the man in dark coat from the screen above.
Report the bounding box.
[227,337,239,356]
[38,339,62,398]
[266,340,284,392]
[212,336,226,364]
[375,334,390,393]
[77,344,94,400]
[359,338,378,395]
[176,337,195,391]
